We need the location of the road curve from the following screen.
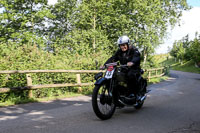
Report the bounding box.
[0,70,200,133]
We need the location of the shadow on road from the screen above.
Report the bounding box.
[0,96,91,120]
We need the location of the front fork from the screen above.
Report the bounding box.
[102,78,118,105]
[95,77,118,105]
[108,79,120,105]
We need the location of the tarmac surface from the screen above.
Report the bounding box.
[0,70,200,133]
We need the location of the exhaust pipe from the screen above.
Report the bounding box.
[119,95,136,105]
[118,99,127,106]
[140,95,146,102]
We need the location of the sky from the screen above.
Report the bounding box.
[155,0,200,54]
[48,0,57,5]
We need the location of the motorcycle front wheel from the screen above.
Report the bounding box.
[92,85,116,120]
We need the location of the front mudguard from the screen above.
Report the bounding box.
[94,77,109,85]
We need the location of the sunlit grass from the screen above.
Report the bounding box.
[158,55,200,74]
[172,60,200,74]
[0,98,37,107]
[0,92,82,107]
[148,76,169,85]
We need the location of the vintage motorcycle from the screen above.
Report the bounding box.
[92,62,148,120]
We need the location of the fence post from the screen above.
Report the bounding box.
[148,71,151,82]
[166,66,168,75]
[5,74,10,81]
[156,69,158,77]
[76,74,82,92]
[26,74,33,98]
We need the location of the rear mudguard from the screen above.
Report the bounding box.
[94,77,109,85]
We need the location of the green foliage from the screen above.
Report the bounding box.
[148,76,169,85]
[0,43,102,102]
[47,0,189,64]
[0,0,190,105]
[142,53,171,68]
[190,38,200,63]
[170,33,200,64]
[0,0,51,44]
[172,60,200,74]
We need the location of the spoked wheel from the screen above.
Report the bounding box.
[92,85,116,120]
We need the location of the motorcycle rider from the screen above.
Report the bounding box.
[101,35,141,100]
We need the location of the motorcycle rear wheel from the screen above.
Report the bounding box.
[92,85,116,120]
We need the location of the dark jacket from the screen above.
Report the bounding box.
[104,45,141,69]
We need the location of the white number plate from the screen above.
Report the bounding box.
[105,69,115,79]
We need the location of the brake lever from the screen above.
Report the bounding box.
[120,65,129,70]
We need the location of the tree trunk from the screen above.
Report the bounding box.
[93,8,96,52]
[143,47,148,67]
[134,29,138,47]
[143,54,147,67]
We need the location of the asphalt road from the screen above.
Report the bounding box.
[0,70,200,133]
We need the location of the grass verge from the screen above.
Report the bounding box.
[0,92,83,107]
[148,76,169,85]
[159,56,200,74]
[171,60,200,74]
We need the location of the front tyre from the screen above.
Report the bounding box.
[92,85,116,120]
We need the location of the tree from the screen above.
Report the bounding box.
[0,0,189,66]
[190,33,200,64]
[170,32,200,65]
[47,0,77,42]
[72,0,189,65]
[0,0,52,46]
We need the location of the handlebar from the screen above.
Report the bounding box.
[105,62,128,68]
[120,64,128,67]
[105,62,118,67]
[100,62,131,70]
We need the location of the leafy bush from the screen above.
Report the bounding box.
[0,42,110,103]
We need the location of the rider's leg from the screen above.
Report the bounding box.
[127,69,139,95]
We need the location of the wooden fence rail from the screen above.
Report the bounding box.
[146,67,168,80]
[0,67,169,96]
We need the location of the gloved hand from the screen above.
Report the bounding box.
[99,65,105,70]
[127,62,134,67]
